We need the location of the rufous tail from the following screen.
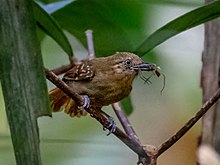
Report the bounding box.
[49,88,87,117]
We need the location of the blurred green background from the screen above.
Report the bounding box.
[0,1,203,164]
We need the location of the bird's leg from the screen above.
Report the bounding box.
[78,96,116,135]
[103,115,116,136]
[98,109,116,135]
[88,107,116,135]
[78,95,90,109]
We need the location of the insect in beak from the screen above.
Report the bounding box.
[132,63,166,94]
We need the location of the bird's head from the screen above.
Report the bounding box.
[110,52,157,76]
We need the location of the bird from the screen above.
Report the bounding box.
[49,52,157,118]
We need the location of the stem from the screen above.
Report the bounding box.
[157,88,220,157]
[85,29,95,59]
[112,103,141,144]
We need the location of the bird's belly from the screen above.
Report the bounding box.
[94,84,131,106]
[90,78,132,106]
[70,75,134,107]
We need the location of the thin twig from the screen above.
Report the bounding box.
[112,103,148,164]
[85,29,95,59]
[156,87,220,157]
[112,102,141,144]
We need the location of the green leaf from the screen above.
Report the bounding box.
[33,1,73,57]
[135,0,220,56]
[120,96,133,116]
[51,0,149,56]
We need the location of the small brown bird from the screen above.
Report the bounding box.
[49,52,157,118]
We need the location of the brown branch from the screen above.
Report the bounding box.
[112,102,141,144]
[44,67,149,161]
[156,87,220,157]
[112,103,151,164]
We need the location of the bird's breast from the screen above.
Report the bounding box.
[88,72,135,106]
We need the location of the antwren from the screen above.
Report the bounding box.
[49,52,157,118]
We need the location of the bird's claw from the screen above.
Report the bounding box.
[78,95,90,109]
[103,116,116,136]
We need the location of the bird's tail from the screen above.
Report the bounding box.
[49,88,87,117]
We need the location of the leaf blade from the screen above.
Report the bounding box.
[51,0,148,56]
[33,1,73,57]
[135,0,220,56]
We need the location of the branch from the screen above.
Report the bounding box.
[156,87,220,157]
[112,102,141,144]
[112,103,151,164]
[88,107,148,158]
[44,67,149,160]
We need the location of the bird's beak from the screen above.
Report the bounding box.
[132,62,156,71]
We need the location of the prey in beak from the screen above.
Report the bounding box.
[132,62,165,93]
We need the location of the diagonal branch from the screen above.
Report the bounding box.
[112,102,141,144]
[156,87,220,157]
[44,67,149,160]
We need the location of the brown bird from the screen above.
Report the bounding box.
[49,52,157,118]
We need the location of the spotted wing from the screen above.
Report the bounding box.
[62,63,95,81]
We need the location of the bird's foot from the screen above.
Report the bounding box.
[78,95,90,109]
[103,116,116,136]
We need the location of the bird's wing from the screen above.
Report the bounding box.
[62,63,95,81]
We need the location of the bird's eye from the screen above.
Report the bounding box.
[124,59,132,66]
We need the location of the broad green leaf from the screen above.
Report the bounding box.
[51,0,149,56]
[33,1,73,57]
[135,0,220,56]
